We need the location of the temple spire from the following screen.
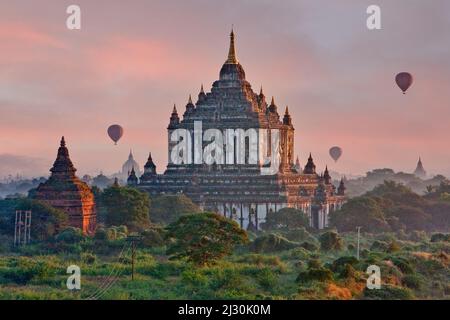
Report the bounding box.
[60,136,66,147]
[226,28,238,64]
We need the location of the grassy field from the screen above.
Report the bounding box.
[0,230,449,300]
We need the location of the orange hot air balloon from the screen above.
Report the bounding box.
[329,146,342,162]
[395,72,413,94]
[107,124,123,145]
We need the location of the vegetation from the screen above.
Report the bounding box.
[331,181,450,233]
[262,208,309,230]
[101,185,150,230]
[0,198,68,240]
[0,181,448,300]
[149,194,200,225]
[166,212,248,266]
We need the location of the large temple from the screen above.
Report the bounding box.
[131,30,346,229]
[33,137,96,234]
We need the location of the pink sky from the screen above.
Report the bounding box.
[1,0,450,178]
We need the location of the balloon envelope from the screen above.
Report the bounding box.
[107,125,123,145]
[329,146,342,162]
[395,72,413,94]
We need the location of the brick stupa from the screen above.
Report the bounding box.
[34,137,96,234]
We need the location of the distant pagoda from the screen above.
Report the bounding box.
[414,157,427,179]
[33,137,96,234]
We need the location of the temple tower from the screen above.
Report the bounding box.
[34,137,96,235]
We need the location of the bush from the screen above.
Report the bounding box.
[370,240,388,252]
[1,257,58,285]
[401,274,423,290]
[307,259,322,269]
[430,233,450,243]
[55,227,84,244]
[255,268,278,289]
[283,227,315,243]
[330,256,359,273]
[236,254,284,268]
[319,232,343,251]
[340,264,356,279]
[289,248,310,260]
[390,257,414,274]
[250,234,298,253]
[387,241,401,253]
[297,268,333,283]
[81,252,97,265]
[141,228,165,247]
[94,226,127,241]
[363,285,413,300]
[300,241,318,252]
[166,212,248,266]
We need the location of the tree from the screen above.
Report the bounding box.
[330,196,390,232]
[150,194,199,224]
[319,231,343,251]
[101,185,150,230]
[262,208,309,230]
[387,205,431,231]
[166,212,248,266]
[0,198,68,241]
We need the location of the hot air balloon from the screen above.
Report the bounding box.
[395,72,413,94]
[107,124,123,145]
[329,146,342,162]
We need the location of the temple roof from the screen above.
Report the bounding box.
[50,136,76,177]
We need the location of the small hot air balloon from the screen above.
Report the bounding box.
[329,146,342,162]
[107,124,123,145]
[395,72,413,94]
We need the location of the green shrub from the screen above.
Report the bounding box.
[2,257,58,285]
[340,264,356,279]
[390,257,414,274]
[81,252,97,265]
[307,259,322,269]
[319,232,343,251]
[94,228,108,240]
[330,256,359,272]
[387,241,401,253]
[430,233,450,243]
[289,247,310,260]
[300,241,318,252]
[236,254,284,268]
[363,285,413,300]
[55,227,84,244]
[370,240,388,252]
[297,268,333,283]
[283,227,315,243]
[250,234,298,253]
[141,228,164,247]
[255,267,278,289]
[401,274,423,290]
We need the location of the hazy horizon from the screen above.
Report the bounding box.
[1,0,450,178]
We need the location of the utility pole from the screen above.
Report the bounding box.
[126,235,142,281]
[356,226,361,260]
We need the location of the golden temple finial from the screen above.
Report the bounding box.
[226,27,238,64]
